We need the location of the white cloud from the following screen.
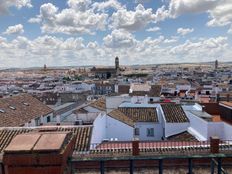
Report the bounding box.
[0,35,231,67]
[92,0,123,12]
[177,28,194,36]
[170,37,228,57]
[163,38,178,44]
[155,0,232,33]
[206,0,232,28]
[67,0,92,11]
[103,29,137,48]
[228,26,232,34]
[28,17,42,23]
[0,0,32,14]
[30,2,108,35]
[87,41,98,49]
[110,4,157,31]
[3,24,24,35]
[146,27,161,32]
[168,0,218,18]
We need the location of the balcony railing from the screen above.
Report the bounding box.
[74,139,232,158]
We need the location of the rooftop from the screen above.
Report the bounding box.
[108,109,134,127]
[5,132,69,153]
[119,107,158,122]
[89,98,106,111]
[161,104,189,123]
[0,94,53,127]
[167,131,198,141]
[0,126,92,153]
[189,110,213,122]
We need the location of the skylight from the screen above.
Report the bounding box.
[9,106,16,110]
[23,102,29,106]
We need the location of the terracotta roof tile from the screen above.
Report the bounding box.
[119,107,158,122]
[161,104,189,123]
[0,126,92,153]
[108,109,134,127]
[0,94,53,127]
[89,98,106,111]
[167,131,197,141]
[149,85,161,97]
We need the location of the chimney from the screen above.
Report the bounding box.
[227,94,230,102]
[132,138,139,156]
[56,115,61,125]
[210,136,220,154]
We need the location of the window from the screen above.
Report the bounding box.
[47,116,51,123]
[147,128,154,137]
[134,128,140,136]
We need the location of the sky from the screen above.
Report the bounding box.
[0,0,232,68]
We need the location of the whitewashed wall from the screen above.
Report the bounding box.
[77,113,99,122]
[106,96,130,113]
[207,122,223,139]
[222,123,232,140]
[91,113,106,144]
[135,122,163,141]
[84,106,104,113]
[165,122,189,138]
[185,111,208,140]
[176,85,191,91]
[131,96,148,104]
[106,116,134,141]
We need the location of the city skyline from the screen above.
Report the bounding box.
[0,0,232,68]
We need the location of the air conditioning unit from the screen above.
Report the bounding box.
[75,119,83,125]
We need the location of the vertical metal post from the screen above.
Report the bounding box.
[188,158,193,174]
[70,161,73,174]
[130,160,134,174]
[100,161,104,174]
[217,158,222,174]
[211,158,215,174]
[159,159,163,174]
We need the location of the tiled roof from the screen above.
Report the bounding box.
[119,107,158,122]
[167,131,197,141]
[149,85,161,97]
[108,109,134,127]
[73,108,88,114]
[89,98,106,111]
[220,101,232,108]
[0,94,53,127]
[0,126,92,153]
[161,104,189,123]
[0,128,32,153]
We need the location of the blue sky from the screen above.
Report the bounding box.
[0,0,232,68]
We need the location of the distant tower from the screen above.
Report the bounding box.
[44,64,47,71]
[215,60,218,70]
[115,57,120,76]
[115,57,119,70]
